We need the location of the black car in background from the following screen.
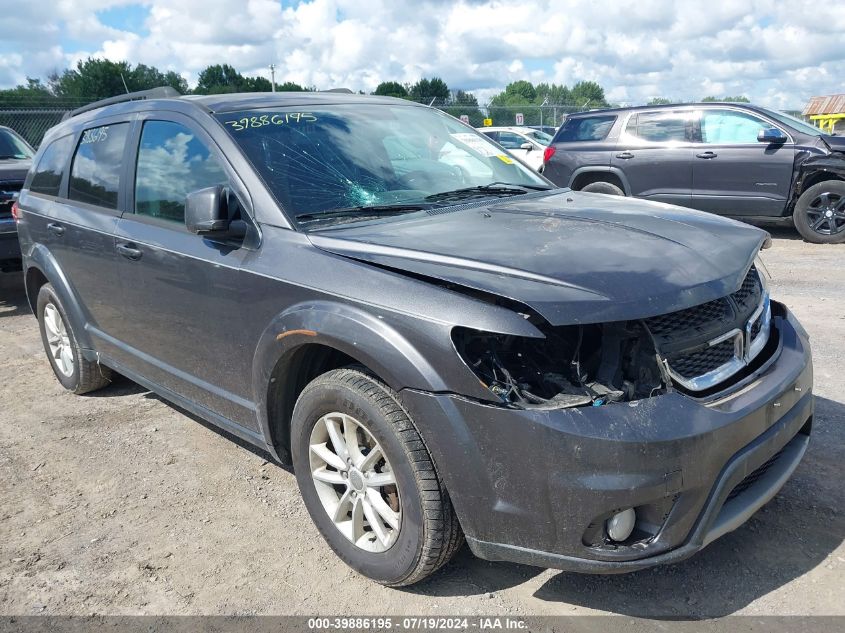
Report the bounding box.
[14,89,812,586]
[0,125,34,270]
[541,103,845,243]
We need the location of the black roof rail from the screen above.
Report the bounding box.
[62,86,182,121]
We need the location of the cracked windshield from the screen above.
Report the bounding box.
[216,104,550,227]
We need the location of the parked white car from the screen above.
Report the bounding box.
[479,126,553,171]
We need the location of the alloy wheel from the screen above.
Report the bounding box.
[309,412,401,552]
[806,191,845,236]
[43,303,74,377]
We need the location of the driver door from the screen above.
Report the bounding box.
[111,113,257,429]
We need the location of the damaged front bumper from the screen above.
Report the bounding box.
[399,301,812,573]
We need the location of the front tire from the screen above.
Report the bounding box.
[291,368,463,586]
[581,181,624,196]
[36,284,111,394]
[793,180,845,244]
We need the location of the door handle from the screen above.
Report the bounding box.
[46,222,65,236]
[696,151,718,159]
[116,243,143,261]
[615,151,634,159]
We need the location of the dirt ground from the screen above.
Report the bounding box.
[0,228,842,619]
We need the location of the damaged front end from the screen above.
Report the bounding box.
[453,263,774,411]
[452,320,670,410]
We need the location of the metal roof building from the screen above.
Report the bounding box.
[802,94,845,133]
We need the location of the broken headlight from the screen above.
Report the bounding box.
[452,321,668,410]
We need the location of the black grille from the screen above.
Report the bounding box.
[732,265,762,313]
[749,312,763,340]
[670,338,736,378]
[725,446,785,503]
[645,298,731,339]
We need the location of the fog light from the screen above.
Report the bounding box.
[606,508,636,542]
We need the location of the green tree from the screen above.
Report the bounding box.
[242,76,273,92]
[535,82,571,104]
[409,77,450,103]
[373,81,408,98]
[570,81,607,108]
[648,97,672,105]
[194,64,245,94]
[441,90,484,126]
[276,81,307,92]
[702,95,749,102]
[505,80,536,102]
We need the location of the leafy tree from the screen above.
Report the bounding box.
[276,81,307,92]
[570,81,607,108]
[194,64,245,95]
[441,90,484,126]
[409,77,450,103]
[243,76,273,92]
[648,97,672,105]
[535,82,571,104]
[701,95,750,103]
[505,80,536,102]
[373,81,408,98]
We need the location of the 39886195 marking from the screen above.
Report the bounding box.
[224,112,317,131]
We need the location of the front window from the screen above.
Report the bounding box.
[525,129,553,144]
[700,109,772,144]
[0,129,33,160]
[216,105,548,227]
[760,108,823,136]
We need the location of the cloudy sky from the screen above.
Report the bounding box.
[0,0,842,109]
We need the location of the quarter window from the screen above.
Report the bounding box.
[134,121,229,223]
[701,110,772,144]
[28,135,74,197]
[626,112,688,143]
[69,123,130,209]
[555,116,616,142]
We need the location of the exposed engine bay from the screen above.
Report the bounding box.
[452,321,669,409]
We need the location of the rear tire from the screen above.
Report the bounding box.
[36,284,111,394]
[793,180,845,244]
[581,181,624,196]
[291,368,463,586]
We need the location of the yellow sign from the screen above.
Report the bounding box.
[483,118,493,127]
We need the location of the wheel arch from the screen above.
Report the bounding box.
[569,167,630,195]
[24,244,95,355]
[253,301,447,463]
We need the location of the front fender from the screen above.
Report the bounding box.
[25,243,96,358]
[251,300,451,456]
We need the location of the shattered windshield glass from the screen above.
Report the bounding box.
[215,105,550,227]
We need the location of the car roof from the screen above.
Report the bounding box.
[566,102,769,118]
[183,91,421,113]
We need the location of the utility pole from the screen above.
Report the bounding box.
[269,64,276,92]
[540,97,548,129]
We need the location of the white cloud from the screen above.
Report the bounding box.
[0,0,843,110]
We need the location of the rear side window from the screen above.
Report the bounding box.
[554,116,616,142]
[626,112,688,142]
[134,120,229,223]
[497,132,526,149]
[69,123,131,209]
[28,135,74,197]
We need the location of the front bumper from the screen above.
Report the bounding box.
[400,301,812,573]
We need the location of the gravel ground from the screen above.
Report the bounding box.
[0,229,842,619]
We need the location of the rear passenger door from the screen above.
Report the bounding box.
[111,113,257,429]
[22,120,130,349]
[690,108,794,216]
[611,110,694,208]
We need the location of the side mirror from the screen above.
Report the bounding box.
[520,142,534,151]
[758,127,787,144]
[185,185,246,239]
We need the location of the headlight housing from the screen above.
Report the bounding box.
[452,321,667,410]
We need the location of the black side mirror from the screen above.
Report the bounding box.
[758,127,787,144]
[185,185,246,239]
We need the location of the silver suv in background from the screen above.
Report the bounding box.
[541,103,845,243]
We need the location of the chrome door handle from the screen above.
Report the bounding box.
[46,223,65,236]
[116,243,142,261]
[616,151,634,159]
[696,151,718,159]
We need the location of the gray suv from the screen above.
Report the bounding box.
[15,88,813,586]
[542,103,845,244]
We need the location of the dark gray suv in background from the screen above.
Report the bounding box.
[14,89,812,586]
[542,103,845,244]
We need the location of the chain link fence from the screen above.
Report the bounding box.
[0,108,73,149]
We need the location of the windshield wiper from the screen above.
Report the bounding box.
[425,182,551,203]
[295,203,434,223]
